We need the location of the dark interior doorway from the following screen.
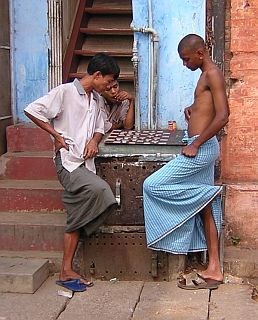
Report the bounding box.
[0,0,12,155]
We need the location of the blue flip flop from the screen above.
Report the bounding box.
[56,279,87,292]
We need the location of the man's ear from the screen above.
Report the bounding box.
[92,71,102,79]
[197,48,204,59]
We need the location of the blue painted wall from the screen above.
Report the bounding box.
[132,0,205,129]
[13,0,204,125]
[11,0,49,122]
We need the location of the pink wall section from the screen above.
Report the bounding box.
[221,0,258,249]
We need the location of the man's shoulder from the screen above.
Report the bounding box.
[205,65,223,79]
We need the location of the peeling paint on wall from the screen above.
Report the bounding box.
[11,0,49,122]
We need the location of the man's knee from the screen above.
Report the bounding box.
[143,175,156,194]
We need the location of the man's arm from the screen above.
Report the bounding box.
[83,132,103,159]
[182,69,229,157]
[184,105,193,122]
[114,90,134,130]
[123,96,134,129]
[24,111,68,152]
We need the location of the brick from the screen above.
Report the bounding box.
[231,18,258,52]
[230,53,258,74]
[231,0,258,12]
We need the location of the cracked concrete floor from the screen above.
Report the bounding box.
[0,275,257,320]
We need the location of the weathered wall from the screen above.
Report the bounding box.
[11,0,49,122]
[132,0,205,129]
[222,0,258,249]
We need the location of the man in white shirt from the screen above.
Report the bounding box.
[24,53,120,292]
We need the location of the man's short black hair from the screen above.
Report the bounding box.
[178,34,205,53]
[87,53,120,79]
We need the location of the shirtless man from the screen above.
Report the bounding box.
[101,80,134,132]
[143,34,229,290]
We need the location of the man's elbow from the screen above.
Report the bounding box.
[24,110,32,121]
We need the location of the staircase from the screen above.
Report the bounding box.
[63,0,134,94]
[0,124,65,250]
[0,124,66,292]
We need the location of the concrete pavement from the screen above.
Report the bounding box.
[0,275,257,320]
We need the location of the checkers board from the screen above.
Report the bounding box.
[104,129,187,146]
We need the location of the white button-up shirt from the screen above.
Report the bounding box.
[24,79,104,173]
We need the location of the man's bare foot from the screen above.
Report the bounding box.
[59,270,93,286]
[198,269,223,282]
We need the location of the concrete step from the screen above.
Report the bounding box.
[0,250,63,275]
[6,124,52,152]
[0,256,49,293]
[0,179,64,211]
[0,151,57,180]
[0,212,65,251]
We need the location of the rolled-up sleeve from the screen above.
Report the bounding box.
[95,108,105,135]
[119,100,130,121]
[24,86,63,122]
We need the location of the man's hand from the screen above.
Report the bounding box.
[181,143,199,157]
[184,106,192,122]
[83,139,98,159]
[114,91,133,102]
[54,134,68,153]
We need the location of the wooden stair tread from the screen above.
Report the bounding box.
[74,49,132,57]
[85,7,132,14]
[80,27,132,35]
[69,72,134,81]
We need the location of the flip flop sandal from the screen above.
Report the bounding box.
[177,273,222,290]
[56,279,87,292]
[74,278,94,287]
[82,279,94,287]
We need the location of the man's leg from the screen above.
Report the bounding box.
[201,204,223,281]
[59,230,92,285]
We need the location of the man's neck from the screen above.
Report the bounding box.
[80,75,94,95]
[200,58,215,72]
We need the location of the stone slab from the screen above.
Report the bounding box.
[58,281,144,320]
[0,275,68,320]
[209,283,258,319]
[0,257,49,293]
[0,250,63,274]
[132,281,209,320]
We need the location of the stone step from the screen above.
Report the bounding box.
[0,257,49,293]
[6,124,52,152]
[0,179,64,211]
[0,151,57,180]
[0,212,65,251]
[0,250,63,275]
